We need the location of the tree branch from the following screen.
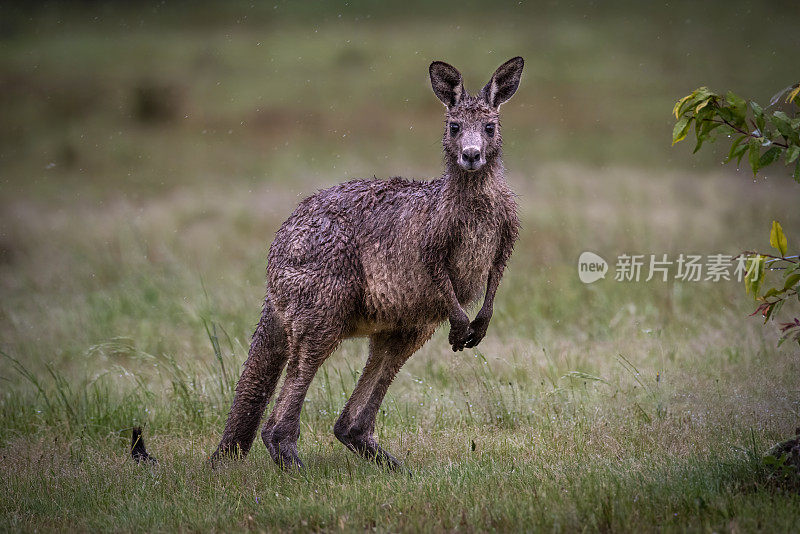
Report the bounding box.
[709,118,790,149]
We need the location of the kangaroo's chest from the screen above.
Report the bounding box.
[449,216,499,304]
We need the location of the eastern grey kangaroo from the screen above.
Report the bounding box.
[211,57,524,470]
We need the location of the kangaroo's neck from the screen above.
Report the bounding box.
[439,156,506,199]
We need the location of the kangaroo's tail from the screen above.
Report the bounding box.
[131,427,157,464]
[210,297,290,461]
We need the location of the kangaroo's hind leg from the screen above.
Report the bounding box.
[211,299,289,461]
[261,325,342,469]
[334,326,435,470]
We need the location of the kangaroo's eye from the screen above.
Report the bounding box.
[485,123,496,137]
[449,122,461,136]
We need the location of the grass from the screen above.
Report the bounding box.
[2,1,800,532]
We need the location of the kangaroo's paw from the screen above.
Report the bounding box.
[263,429,305,471]
[267,441,305,470]
[336,429,406,473]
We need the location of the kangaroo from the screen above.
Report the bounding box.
[201,57,524,470]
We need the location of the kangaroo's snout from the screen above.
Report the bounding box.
[460,146,483,171]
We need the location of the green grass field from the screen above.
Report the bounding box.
[2,2,800,531]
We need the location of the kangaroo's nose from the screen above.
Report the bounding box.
[462,147,481,164]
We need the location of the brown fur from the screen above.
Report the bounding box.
[210,58,524,470]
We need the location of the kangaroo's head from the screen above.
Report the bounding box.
[429,57,524,173]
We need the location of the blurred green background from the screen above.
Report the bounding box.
[2,0,799,201]
[2,2,800,531]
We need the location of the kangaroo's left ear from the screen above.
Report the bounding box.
[480,57,524,109]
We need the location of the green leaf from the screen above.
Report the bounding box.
[748,138,761,176]
[772,111,800,144]
[692,117,715,153]
[786,144,800,164]
[764,300,783,322]
[770,299,785,320]
[726,135,747,163]
[770,220,788,257]
[784,272,800,291]
[675,88,713,118]
[700,119,721,138]
[759,145,783,168]
[718,91,747,127]
[673,94,692,119]
[751,101,765,133]
[795,159,800,183]
[693,93,716,115]
[744,255,766,299]
[695,99,711,113]
[672,116,692,145]
[717,106,736,124]
[726,91,745,109]
[736,144,749,166]
[762,287,783,299]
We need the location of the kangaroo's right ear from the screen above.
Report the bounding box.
[429,61,464,109]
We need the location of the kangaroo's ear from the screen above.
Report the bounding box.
[480,56,524,109]
[429,61,465,109]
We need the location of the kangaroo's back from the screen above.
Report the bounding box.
[268,177,443,333]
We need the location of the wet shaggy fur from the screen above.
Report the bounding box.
[208,57,525,470]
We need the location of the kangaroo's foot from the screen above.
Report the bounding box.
[267,440,305,470]
[262,426,305,470]
[334,424,403,472]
